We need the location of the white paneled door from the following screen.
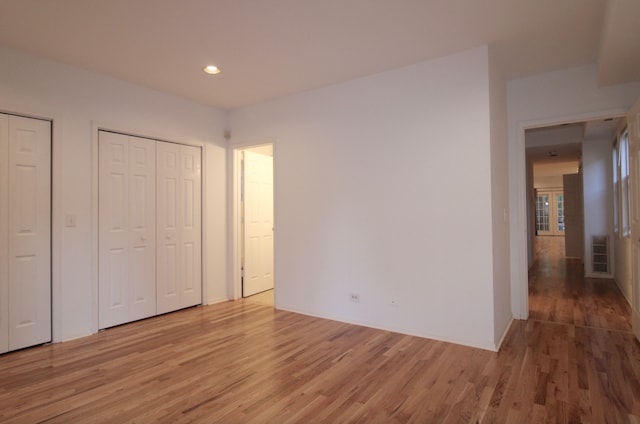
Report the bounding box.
[535,190,564,236]
[0,113,51,354]
[99,131,156,329]
[156,142,202,314]
[243,150,274,297]
[628,98,640,343]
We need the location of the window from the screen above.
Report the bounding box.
[619,130,630,237]
[556,194,564,232]
[535,190,564,236]
[535,194,550,233]
[613,140,618,234]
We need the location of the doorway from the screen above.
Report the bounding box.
[233,144,274,303]
[524,118,624,319]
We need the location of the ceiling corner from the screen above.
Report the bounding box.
[597,0,640,86]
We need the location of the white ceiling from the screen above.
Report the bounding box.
[526,117,623,181]
[0,0,638,110]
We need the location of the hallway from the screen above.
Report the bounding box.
[528,236,631,332]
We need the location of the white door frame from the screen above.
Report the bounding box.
[510,108,627,320]
[230,142,275,301]
[91,123,207,334]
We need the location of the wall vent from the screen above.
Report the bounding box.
[592,235,609,274]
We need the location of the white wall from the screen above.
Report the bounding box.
[582,138,614,277]
[534,175,564,189]
[508,64,640,318]
[0,46,229,342]
[615,237,632,302]
[489,48,512,347]
[231,46,503,350]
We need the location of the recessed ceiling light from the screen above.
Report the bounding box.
[203,65,221,75]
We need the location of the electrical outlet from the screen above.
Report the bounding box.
[349,293,360,302]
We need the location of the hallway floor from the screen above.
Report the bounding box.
[528,236,631,332]
[244,289,274,307]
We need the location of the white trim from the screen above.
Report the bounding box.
[510,108,628,320]
[277,305,500,352]
[51,116,63,344]
[494,317,514,351]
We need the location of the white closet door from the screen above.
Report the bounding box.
[156,142,180,314]
[99,132,129,328]
[127,136,157,320]
[7,115,51,351]
[178,144,202,308]
[0,114,9,353]
[99,132,156,328]
[157,142,201,314]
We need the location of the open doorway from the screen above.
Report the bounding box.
[232,144,274,306]
[526,123,582,265]
[525,118,631,329]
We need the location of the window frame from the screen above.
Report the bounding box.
[619,129,631,238]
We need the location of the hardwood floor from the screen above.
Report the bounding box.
[244,289,274,307]
[1,241,639,423]
[529,236,632,332]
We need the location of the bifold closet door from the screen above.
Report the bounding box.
[156,142,202,314]
[0,113,51,354]
[98,131,156,329]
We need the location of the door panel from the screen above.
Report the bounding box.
[7,115,51,351]
[243,150,274,297]
[179,145,201,307]
[99,132,130,328]
[156,142,201,314]
[157,142,180,313]
[628,97,640,342]
[127,137,156,320]
[99,132,156,328]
